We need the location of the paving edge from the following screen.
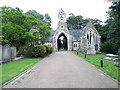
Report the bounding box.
[0,58,43,89]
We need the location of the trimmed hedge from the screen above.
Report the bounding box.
[24,45,53,57]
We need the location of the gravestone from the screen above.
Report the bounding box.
[11,47,17,60]
[2,44,11,61]
[0,45,2,61]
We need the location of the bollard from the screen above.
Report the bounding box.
[100,59,103,68]
[85,54,86,58]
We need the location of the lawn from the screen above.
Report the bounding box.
[0,58,41,85]
[73,51,119,81]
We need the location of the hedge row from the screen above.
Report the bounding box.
[18,45,53,57]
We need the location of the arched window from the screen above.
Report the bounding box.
[90,31,92,44]
[74,44,75,47]
[76,44,77,47]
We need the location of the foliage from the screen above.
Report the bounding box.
[25,45,53,57]
[66,15,88,30]
[106,1,120,48]
[73,51,119,81]
[1,6,51,49]
[25,10,44,21]
[49,46,53,53]
[45,45,53,55]
[25,10,51,26]
[44,13,51,26]
[2,22,34,49]
[100,41,118,54]
[1,58,41,85]
[25,45,46,57]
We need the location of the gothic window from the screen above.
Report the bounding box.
[90,31,92,44]
[74,44,75,47]
[76,44,77,47]
[87,34,89,44]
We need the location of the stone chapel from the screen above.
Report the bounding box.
[45,8,101,54]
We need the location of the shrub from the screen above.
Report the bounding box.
[45,45,50,55]
[100,41,118,54]
[26,45,46,57]
[49,47,53,54]
[45,45,53,55]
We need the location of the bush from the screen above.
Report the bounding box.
[49,47,53,54]
[45,45,53,55]
[100,41,118,54]
[25,45,53,57]
[45,45,50,55]
[26,45,46,57]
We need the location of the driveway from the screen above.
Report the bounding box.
[4,51,118,88]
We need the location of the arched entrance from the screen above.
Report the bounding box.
[57,33,68,51]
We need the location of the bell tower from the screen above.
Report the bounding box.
[57,8,67,30]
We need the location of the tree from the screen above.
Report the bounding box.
[25,10,44,21]
[106,1,120,48]
[1,6,51,50]
[25,10,51,26]
[66,15,87,30]
[44,13,51,26]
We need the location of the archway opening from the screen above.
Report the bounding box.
[57,33,68,51]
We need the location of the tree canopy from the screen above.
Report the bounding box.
[105,1,120,48]
[1,6,51,49]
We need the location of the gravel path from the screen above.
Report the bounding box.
[4,51,118,88]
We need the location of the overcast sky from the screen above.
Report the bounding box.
[1,0,111,29]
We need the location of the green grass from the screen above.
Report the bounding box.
[73,51,119,81]
[0,58,41,85]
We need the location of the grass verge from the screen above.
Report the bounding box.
[73,51,119,81]
[0,58,41,85]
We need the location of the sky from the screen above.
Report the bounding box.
[0,0,111,30]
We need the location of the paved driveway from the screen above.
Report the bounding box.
[4,51,118,88]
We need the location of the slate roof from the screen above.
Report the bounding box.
[69,30,83,41]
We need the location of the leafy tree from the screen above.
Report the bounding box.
[66,15,87,30]
[25,10,44,21]
[1,6,51,50]
[100,41,118,54]
[25,10,51,26]
[106,1,120,48]
[44,13,51,26]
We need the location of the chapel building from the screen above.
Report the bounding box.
[45,8,101,54]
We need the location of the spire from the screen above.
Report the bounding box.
[58,8,66,21]
[57,8,67,30]
[58,8,66,18]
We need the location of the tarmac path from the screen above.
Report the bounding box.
[4,51,118,88]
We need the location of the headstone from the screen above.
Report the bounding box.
[11,47,17,60]
[2,44,11,61]
[0,45,2,61]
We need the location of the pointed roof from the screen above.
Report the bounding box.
[82,22,100,36]
[58,8,66,17]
